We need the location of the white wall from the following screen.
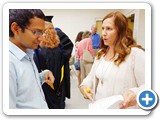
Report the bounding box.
[135,10,145,48]
[42,9,113,41]
[42,9,145,55]
[42,9,113,55]
[120,9,145,48]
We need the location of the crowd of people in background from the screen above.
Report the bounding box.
[74,25,100,87]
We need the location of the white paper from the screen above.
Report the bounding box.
[88,95,124,109]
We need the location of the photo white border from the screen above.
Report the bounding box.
[3,2,151,115]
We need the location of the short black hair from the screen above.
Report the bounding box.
[9,9,45,37]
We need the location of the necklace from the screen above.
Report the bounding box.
[98,58,113,85]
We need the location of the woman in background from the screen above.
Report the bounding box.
[77,31,94,84]
[74,31,84,87]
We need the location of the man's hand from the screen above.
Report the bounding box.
[44,71,55,84]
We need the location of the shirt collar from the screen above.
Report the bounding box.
[9,41,34,61]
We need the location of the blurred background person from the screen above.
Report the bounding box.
[34,16,73,109]
[91,24,100,56]
[74,31,84,87]
[77,31,94,83]
[55,27,73,107]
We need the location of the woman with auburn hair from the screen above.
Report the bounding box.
[34,20,73,109]
[80,11,145,109]
[34,22,62,108]
[40,22,60,48]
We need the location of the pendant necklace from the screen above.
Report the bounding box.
[99,58,113,85]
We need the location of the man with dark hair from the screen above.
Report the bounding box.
[9,9,54,109]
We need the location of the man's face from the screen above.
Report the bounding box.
[16,17,45,51]
[91,26,97,34]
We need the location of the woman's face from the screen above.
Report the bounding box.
[102,17,118,48]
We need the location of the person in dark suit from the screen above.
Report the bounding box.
[34,16,73,108]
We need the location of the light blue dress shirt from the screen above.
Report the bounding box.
[9,41,48,109]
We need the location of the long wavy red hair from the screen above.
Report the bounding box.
[40,22,60,48]
[97,11,144,66]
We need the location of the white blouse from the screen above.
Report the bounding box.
[81,47,145,100]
